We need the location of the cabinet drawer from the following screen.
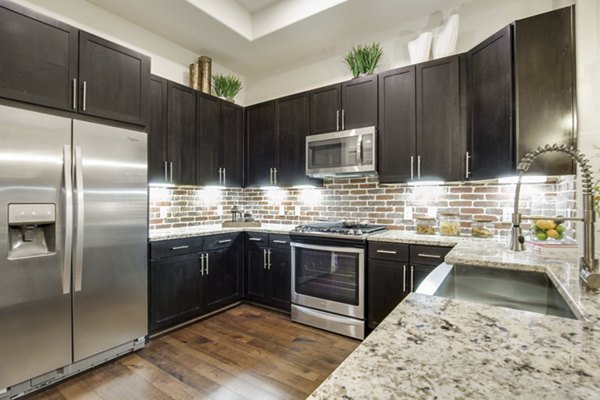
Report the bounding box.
[150,237,203,259]
[246,232,268,246]
[204,232,241,250]
[368,241,409,262]
[269,234,291,249]
[409,245,452,266]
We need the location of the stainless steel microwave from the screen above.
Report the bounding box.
[305,126,377,178]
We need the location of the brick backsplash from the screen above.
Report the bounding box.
[149,176,576,237]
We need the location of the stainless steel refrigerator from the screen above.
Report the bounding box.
[0,104,148,397]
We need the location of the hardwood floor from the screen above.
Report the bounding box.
[26,305,359,400]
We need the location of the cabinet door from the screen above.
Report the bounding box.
[341,75,378,130]
[367,259,409,329]
[515,7,575,176]
[148,75,168,184]
[149,253,203,334]
[309,84,341,134]
[167,81,196,185]
[203,246,242,313]
[245,245,269,304]
[0,1,78,111]
[378,66,416,183]
[246,101,277,187]
[196,92,222,186]
[416,56,464,181]
[468,26,514,180]
[276,92,320,187]
[268,248,291,311]
[221,101,243,187]
[410,264,436,293]
[78,31,150,126]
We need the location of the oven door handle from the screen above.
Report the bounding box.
[290,241,364,254]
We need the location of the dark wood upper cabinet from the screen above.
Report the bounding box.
[416,55,465,181]
[378,66,416,183]
[245,101,277,187]
[276,92,320,187]
[78,31,150,126]
[467,6,575,179]
[167,81,196,185]
[221,101,243,187]
[196,93,222,186]
[341,75,378,130]
[0,0,78,112]
[148,75,168,184]
[309,77,378,135]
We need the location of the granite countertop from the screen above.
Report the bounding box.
[368,230,464,246]
[148,223,297,242]
[310,239,600,400]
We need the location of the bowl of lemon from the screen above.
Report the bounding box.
[531,219,567,242]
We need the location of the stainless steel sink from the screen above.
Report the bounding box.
[416,263,577,319]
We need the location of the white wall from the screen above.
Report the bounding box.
[244,0,574,105]
[13,0,247,104]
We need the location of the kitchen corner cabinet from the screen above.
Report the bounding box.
[148,75,168,183]
[467,6,575,179]
[167,81,196,185]
[309,75,378,135]
[246,101,277,187]
[149,233,242,335]
[196,93,243,187]
[367,242,451,330]
[245,233,291,312]
[0,1,150,126]
[378,56,466,183]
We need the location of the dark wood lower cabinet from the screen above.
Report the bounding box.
[203,245,243,313]
[367,259,409,329]
[245,245,269,303]
[268,247,292,311]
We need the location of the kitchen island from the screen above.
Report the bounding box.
[310,238,600,399]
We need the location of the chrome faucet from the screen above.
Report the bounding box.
[509,144,600,289]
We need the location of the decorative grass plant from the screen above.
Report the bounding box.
[344,43,384,77]
[212,74,243,102]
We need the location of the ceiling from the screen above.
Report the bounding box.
[87,0,477,77]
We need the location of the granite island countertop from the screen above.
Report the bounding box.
[148,223,298,241]
[310,238,600,400]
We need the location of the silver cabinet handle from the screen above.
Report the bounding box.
[410,266,414,292]
[417,155,421,179]
[218,239,232,244]
[62,145,73,295]
[200,253,204,276]
[273,240,287,244]
[417,253,441,259]
[223,168,226,186]
[376,249,397,255]
[205,253,209,275]
[263,248,267,269]
[169,161,173,183]
[74,146,85,292]
[164,161,168,182]
[249,237,263,242]
[269,168,273,185]
[403,265,407,292]
[410,156,414,180]
[273,168,277,185]
[356,134,363,165]
[170,245,189,250]
[465,151,471,179]
[82,81,87,111]
[268,249,272,269]
[218,168,222,185]
[341,109,345,130]
[72,78,77,110]
[336,110,340,131]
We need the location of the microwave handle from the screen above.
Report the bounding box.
[356,134,363,165]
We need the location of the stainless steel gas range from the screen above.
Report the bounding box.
[290,221,386,340]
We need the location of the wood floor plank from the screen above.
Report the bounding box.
[25,305,359,400]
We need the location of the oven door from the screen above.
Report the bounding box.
[291,242,365,319]
[305,126,376,177]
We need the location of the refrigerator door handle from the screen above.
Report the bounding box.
[63,145,73,295]
[74,146,85,292]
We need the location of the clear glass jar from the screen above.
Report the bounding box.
[471,217,495,238]
[415,217,436,235]
[439,213,461,236]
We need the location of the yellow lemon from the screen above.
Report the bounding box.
[546,229,559,239]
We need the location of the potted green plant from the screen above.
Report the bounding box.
[344,42,384,77]
[212,74,243,102]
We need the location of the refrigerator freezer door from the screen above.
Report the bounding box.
[72,120,147,361]
[0,105,72,389]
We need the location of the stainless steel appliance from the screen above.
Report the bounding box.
[290,222,386,339]
[306,126,377,178]
[0,105,147,398]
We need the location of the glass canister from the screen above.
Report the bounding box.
[415,217,436,235]
[439,212,461,236]
[471,217,495,238]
